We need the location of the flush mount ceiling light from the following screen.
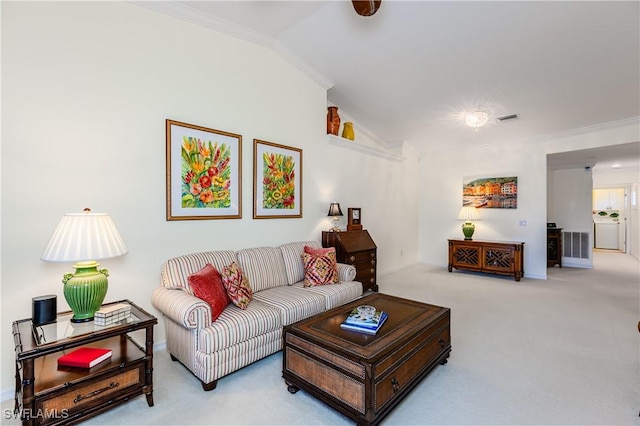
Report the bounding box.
[465,111,489,132]
[352,0,381,16]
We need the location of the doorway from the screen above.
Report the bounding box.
[593,187,628,253]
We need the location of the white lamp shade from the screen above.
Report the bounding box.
[457,206,481,221]
[41,211,128,262]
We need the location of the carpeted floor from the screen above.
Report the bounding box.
[3,251,639,425]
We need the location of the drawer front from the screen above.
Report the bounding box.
[38,364,143,420]
[345,250,376,264]
[374,320,450,411]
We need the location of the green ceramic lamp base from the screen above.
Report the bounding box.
[63,260,109,323]
[462,221,476,240]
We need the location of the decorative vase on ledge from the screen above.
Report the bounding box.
[327,106,340,135]
[342,122,355,140]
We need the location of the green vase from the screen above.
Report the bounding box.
[461,221,475,240]
[62,261,109,323]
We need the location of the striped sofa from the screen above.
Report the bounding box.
[151,240,363,391]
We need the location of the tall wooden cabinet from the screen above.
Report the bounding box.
[322,230,378,292]
[547,228,562,267]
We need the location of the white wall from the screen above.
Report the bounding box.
[1,2,420,395]
[418,120,640,278]
[419,141,548,279]
[550,168,594,267]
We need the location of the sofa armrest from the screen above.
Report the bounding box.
[337,263,356,281]
[151,287,212,329]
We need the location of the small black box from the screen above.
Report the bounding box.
[32,295,57,325]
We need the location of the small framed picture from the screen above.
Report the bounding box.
[347,208,362,230]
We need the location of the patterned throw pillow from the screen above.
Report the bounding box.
[221,262,253,309]
[301,246,339,287]
[188,264,230,321]
[303,245,334,256]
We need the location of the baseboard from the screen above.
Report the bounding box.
[1,341,168,403]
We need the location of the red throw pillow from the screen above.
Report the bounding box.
[221,262,253,309]
[301,247,339,287]
[188,264,230,321]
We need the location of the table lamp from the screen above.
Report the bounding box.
[41,208,128,322]
[457,206,480,240]
[327,202,343,232]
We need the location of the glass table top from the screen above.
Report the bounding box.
[31,308,141,347]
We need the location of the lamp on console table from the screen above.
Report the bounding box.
[327,202,343,232]
[41,208,128,323]
[457,206,480,240]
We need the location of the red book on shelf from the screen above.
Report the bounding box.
[57,347,112,368]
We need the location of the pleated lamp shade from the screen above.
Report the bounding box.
[41,210,128,262]
[457,206,481,222]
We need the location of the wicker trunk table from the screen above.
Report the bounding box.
[282,293,451,426]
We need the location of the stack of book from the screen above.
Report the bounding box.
[340,307,388,335]
[94,303,131,326]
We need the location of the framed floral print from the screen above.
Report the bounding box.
[166,119,242,220]
[253,139,302,219]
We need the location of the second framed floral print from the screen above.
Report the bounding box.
[253,139,302,219]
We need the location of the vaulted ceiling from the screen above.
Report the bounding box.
[138,1,640,168]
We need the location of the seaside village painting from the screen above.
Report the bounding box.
[463,176,518,209]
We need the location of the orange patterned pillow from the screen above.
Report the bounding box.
[301,247,339,287]
[221,262,253,309]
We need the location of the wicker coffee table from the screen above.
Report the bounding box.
[282,293,451,426]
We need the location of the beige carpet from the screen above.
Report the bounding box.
[3,251,639,425]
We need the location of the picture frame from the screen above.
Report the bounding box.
[166,119,242,221]
[253,139,302,219]
[462,175,518,209]
[347,207,362,230]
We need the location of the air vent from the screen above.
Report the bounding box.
[563,232,589,259]
[496,114,519,122]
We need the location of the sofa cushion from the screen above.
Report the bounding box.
[188,264,230,322]
[237,247,289,292]
[253,286,325,326]
[279,241,323,285]
[221,262,253,309]
[302,248,339,287]
[161,250,238,295]
[292,281,363,310]
[198,300,282,352]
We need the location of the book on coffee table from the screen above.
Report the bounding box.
[340,309,388,335]
[57,347,112,368]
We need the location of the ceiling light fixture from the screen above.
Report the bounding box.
[465,111,489,132]
[352,0,381,17]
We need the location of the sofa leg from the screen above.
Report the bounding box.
[170,354,178,361]
[202,380,217,391]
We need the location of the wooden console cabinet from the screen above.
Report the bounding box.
[12,300,157,425]
[322,230,378,292]
[448,239,525,281]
